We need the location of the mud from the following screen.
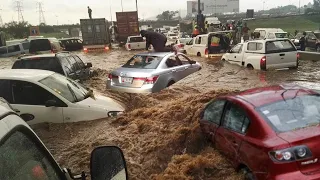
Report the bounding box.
[1,49,320,179]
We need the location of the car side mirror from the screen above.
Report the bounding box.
[45,100,57,107]
[90,146,128,180]
[86,62,93,68]
[190,60,196,64]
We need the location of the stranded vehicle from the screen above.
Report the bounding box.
[221,38,298,70]
[125,36,146,51]
[107,52,201,93]
[200,84,320,180]
[0,98,128,180]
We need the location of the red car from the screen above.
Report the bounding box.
[200,84,320,180]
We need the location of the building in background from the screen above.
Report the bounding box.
[187,0,239,16]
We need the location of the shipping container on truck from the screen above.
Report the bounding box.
[80,18,111,52]
[116,11,140,45]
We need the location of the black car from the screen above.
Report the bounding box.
[12,52,92,81]
[59,38,83,51]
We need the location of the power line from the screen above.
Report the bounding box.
[36,1,46,25]
[14,0,24,22]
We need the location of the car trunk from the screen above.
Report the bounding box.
[110,68,156,88]
[277,126,320,175]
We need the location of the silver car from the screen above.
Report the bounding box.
[107,52,201,93]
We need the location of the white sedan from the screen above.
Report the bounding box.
[0,69,124,125]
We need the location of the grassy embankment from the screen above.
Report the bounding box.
[247,15,320,34]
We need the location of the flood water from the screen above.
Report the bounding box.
[1,49,320,179]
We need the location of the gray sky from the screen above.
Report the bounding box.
[0,0,313,25]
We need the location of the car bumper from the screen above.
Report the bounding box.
[107,81,154,94]
[267,171,320,180]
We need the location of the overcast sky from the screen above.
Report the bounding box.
[0,0,313,25]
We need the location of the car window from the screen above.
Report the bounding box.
[307,33,317,39]
[223,103,250,133]
[73,55,85,69]
[129,37,143,43]
[176,54,191,63]
[12,57,64,75]
[266,40,296,53]
[122,55,163,69]
[195,37,201,44]
[203,100,226,124]
[0,130,62,180]
[59,57,72,74]
[11,80,57,106]
[0,80,12,103]
[258,95,320,133]
[0,47,7,55]
[201,37,207,45]
[275,33,288,38]
[247,42,263,51]
[268,33,276,39]
[22,42,30,50]
[259,30,266,38]
[67,56,80,72]
[231,44,242,53]
[29,39,51,53]
[7,45,21,53]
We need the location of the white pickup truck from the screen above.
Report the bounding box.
[221,39,299,70]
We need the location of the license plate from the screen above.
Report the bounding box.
[120,77,132,83]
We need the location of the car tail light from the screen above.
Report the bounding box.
[107,74,118,81]
[178,44,184,48]
[128,44,131,49]
[83,48,88,52]
[104,46,109,50]
[134,76,159,84]
[260,56,266,70]
[269,145,312,163]
[205,48,208,55]
[297,53,300,60]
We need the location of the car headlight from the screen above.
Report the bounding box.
[107,111,123,117]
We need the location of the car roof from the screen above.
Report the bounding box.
[234,84,317,107]
[0,69,55,82]
[136,52,174,57]
[19,53,56,60]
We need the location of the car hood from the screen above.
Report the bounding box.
[76,95,124,112]
[112,67,156,77]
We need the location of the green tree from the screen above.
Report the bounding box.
[2,21,30,39]
[156,11,178,21]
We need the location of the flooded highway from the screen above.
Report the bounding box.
[1,49,320,180]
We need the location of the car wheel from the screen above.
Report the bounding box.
[240,167,255,180]
[197,52,201,57]
[167,80,175,87]
[247,64,254,70]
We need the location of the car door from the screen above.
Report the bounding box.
[199,99,227,142]
[165,55,186,82]
[214,101,250,166]
[175,54,199,77]
[306,33,317,49]
[227,44,243,66]
[8,80,64,125]
[184,39,194,55]
[193,36,204,56]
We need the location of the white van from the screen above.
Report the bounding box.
[254,28,285,39]
[0,42,30,57]
[184,31,232,57]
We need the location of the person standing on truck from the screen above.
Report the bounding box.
[88,6,92,19]
[299,32,307,51]
[242,23,250,41]
[140,30,173,52]
[192,26,200,38]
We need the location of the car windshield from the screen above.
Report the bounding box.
[258,95,320,132]
[180,38,193,44]
[39,73,88,103]
[122,55,163,69]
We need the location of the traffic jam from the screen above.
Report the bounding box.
[1,4,320,180]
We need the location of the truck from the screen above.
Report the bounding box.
[116,11,139,45]
[80,18,111,52]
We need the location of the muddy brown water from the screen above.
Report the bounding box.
[1,49,320,179]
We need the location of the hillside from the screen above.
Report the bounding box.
[246,15,320,33]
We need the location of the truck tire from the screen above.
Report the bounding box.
[167,80,175,87]
[240,167,255,180]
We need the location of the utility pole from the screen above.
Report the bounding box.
[36,1,46,25]
[299,0,301,14]
[0,8,3,27]
[55,15,58,25]
[121,0,123,12]
[136,0,138,12]
[14,0,24,22]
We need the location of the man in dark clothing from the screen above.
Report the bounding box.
[88,6,92,19]
[300,32,307,51]
[140,30,173,52]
